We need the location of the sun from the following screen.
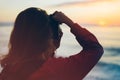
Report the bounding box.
[98,20,107,27]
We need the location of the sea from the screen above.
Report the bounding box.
[0,24,120,80]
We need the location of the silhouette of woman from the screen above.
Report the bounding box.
[0,7,103,80]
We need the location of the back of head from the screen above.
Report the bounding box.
[12,8,52,54]
[1,7,61,68]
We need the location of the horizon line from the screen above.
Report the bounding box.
[0,22,120,27]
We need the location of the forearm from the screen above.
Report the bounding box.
[67,23,103,50]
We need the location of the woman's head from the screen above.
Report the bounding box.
[2,7,63,65]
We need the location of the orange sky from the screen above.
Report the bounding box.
[46,0,120,26]
[0,0,120,26]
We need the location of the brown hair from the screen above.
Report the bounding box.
[0,8,61,79]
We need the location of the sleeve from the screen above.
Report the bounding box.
[27,23,104,80]
[66,23,104,79]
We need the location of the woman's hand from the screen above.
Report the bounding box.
[52,11,74,26]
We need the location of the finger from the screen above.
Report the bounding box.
[53,11,62,15]
[53,11,58,15]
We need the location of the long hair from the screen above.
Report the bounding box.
[0,7,61,80]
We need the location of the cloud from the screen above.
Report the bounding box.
[48,1,92,7]
[48,0,118,7]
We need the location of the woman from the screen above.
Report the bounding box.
[0,7,103,80]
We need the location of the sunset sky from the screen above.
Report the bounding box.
[0,0,120,26]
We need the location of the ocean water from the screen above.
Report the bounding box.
[0,25,120,80]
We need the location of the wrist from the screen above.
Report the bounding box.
[65,19,74,27]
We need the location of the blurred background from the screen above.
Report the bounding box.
[0,0,120,80]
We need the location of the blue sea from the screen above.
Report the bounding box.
[0,24,120,80]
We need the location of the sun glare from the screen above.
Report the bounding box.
[98,20,107,27]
